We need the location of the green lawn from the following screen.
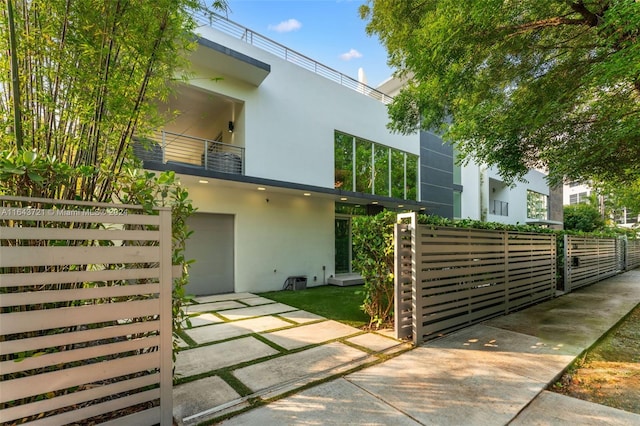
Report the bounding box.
[259,284,369,328]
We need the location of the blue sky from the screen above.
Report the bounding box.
[223,0,393,87]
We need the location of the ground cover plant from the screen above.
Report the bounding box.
[259,285,369,329]
[551,303,640,414]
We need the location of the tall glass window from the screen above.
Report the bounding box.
[335,131,418,201]
[406,153,418,200]
[355,138,372,193]
[453,190,462,218]
[527,190,548,220]
[374,145,390,196]
[334,132,353,191]
[390,150,405,198]
[453,147,462,186]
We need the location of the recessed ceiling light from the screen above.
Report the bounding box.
[257,187,266,191]
[198,180,209,184]
[303,193,311,196]
[340,197,348,201]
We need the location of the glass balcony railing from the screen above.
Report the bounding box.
[133,130,244,175]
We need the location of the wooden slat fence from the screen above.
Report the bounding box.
[0,197,173,425]
[626,239,640,270]
[563,235,621,292]
[395,213,556,345]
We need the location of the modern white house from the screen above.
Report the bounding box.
[136,14,561,296]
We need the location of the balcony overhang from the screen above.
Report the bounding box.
[194,37,270,86]
[142,160,435,213]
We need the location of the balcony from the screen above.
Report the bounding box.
[134,130,244,175]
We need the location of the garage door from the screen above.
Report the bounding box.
[184,213,234,296]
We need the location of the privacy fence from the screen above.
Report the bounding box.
[395,213,556,344]
[0,196,173,425]
[395,213,638,345]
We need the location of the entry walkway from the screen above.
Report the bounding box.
[173,292,409,425]
[220,270,640,425]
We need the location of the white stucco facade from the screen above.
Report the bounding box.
[187,26,418,188]
[150,20,421,294]
[143,16,558,295]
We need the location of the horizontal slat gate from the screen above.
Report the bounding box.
[564,235,621,292]
[627,239,640,270]
[395,214,556,345]
[0,197,172,425]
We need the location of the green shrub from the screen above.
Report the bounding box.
[352,211,397,328]
[564,203,605,232]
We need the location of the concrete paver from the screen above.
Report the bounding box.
[186,300,245,314]
[184,315,292,344]
[193,292,255,304]
[173,376,241,422]
[510,391,640,425]
[220,378,421,426]
[261,320,362,350]
[183,312,223,328]
[241,296,277,306]
[232,342,370,392]
[174,336,278,378]
[217,302,298,320]
[277,309,325,324]
[346,332,402,353]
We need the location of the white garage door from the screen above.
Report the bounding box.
[184,213,234,296]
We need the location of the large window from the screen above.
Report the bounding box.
[453,190,462,218]
[527,190,548,220]
[335,131,418,201]
[355,138,372,193]
[334,132,353,190]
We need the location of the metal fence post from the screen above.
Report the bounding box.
[564,234,571,293]
[159,208,173,425]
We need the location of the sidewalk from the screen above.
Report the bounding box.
[220,270,640,425]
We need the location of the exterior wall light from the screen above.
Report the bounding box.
[228,121,234,132]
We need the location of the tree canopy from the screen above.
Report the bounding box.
[360,0,640,186]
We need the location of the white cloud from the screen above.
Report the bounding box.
[268,19,302,33]
[340,48,363,61]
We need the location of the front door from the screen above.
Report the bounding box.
[335,217,351,274]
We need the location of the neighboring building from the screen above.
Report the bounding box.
[136,14,560,296]
[460,162,563,227]
[564,181,593,205]
[564,181,638,227]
